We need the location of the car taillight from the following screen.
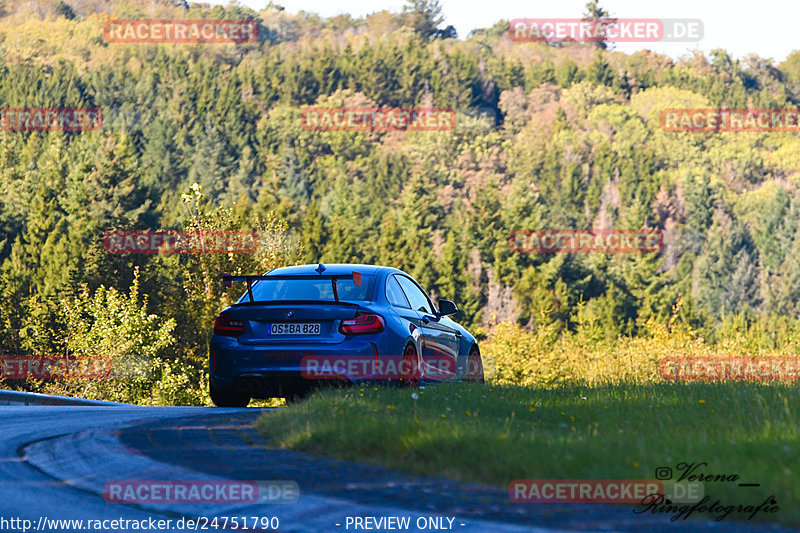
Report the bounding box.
[214,313,244,337]
[339,313,384,335]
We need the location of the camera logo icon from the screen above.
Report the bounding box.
[655,467,673,480]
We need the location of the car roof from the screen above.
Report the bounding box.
[265,263,400,277]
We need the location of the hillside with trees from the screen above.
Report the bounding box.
[2,0,800,403]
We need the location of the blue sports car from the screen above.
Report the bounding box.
[209,263,484,407]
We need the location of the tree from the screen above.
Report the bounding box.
[53,1,76,20]
[582,0,616,50]
[586,51,616,86]
[403,0,445,40]
[299,201,327,263]
[436,25,457,39]
[57,270,176,404]
[693,214,761,320]
[187,115,236,203]
[779,51,800,103]
[61,133,151,292]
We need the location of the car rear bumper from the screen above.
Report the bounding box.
[209,336,379,397]
[227,371,352,398]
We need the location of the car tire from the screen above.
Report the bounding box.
[284,387,309,404]
[209,381,250,407]
[401,343,420,388]
[467,348,485,383]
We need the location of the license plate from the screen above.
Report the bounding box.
[268,323,321,335]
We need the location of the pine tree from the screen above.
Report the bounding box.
[299,201,327,263]
[403,0,445,41]
[583,0,616,50]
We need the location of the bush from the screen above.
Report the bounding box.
[480,311,785,387]
[48,268,177,404]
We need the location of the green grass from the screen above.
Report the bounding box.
[256,382,800,526]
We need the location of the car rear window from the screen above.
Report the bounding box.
[242,274,376,303]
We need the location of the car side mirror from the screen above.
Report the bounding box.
[437,299,458,316]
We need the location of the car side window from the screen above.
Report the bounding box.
[396,275,434,315]
[386,275,411,309]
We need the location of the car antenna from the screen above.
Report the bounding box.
[315,263,326,275]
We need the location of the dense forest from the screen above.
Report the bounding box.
[2,0,800,403]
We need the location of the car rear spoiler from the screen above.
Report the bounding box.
[222,271,363,303]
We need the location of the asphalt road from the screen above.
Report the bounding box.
[0,405,791,533]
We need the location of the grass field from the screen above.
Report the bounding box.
[256,381,800,526]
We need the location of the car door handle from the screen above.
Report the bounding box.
[421,316,430,324]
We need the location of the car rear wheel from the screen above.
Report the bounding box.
[467,348,484,383]
[283,387,310,404]
[401,343,420,388]
[209,382,250,407]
